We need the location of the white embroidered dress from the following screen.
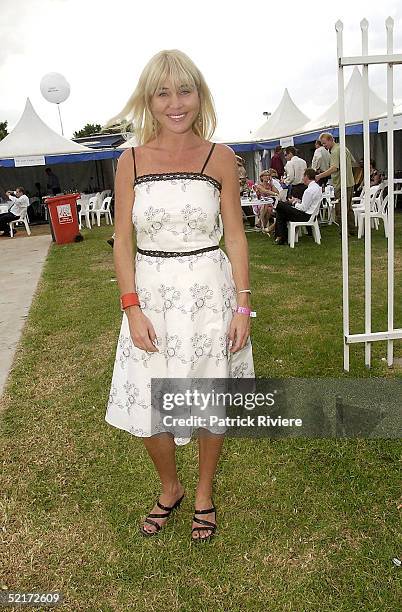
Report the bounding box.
[105,148,255,445]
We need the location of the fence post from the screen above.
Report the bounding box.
[386,17,395,366]
[336,20,350,372]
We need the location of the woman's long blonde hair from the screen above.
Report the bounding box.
[105,49,217,145]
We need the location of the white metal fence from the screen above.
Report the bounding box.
[337,17,402,371]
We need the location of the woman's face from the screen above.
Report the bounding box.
[261,175,270,186]
[150,78,200,135]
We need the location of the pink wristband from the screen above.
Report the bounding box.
[236,306,256,317]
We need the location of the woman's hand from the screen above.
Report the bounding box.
[228,312,251,353]
[126,307,159,352]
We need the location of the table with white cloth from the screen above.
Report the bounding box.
[241,196,263,211]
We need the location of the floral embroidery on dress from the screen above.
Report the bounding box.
[117,334,133,369]
[230,358,253,378]
[122,381,145,414]
[107,384,125,412]
[209,334,230,366]
[158,284,186,315]
[137,288,157,312]
[172,203,208,242]
[134,206,171,242]
[186,333,214,370]
[221,284,237,312]
[161,334,187,364]
[106,173,255,445]
[188,283,218,320]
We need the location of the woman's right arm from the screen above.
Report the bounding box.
[113,149,137,295]
[113,149,158,352]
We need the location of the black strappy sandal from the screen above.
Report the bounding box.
[191,504,217,543]
[140,493,185,537]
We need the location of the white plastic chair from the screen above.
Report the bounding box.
[78,195,92,229]
[357,193,388,238]
[91,196,113,226]
[288,199,322,248]
[99,189,111,201]
[320,191,336,225]
[88,192,101,214]
[88,191,110,215]
[352,185,382,226]
[8,208,31,237]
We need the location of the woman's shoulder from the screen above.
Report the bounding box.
[118,147,135,163]
[211,142,236,160]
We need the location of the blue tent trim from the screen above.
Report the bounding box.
[73,134,125,149]
[0,149,121,167]
[227,120,380,152]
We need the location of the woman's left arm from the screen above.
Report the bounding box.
[218,145,252,353]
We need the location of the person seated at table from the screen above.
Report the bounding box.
[236,156,255,228]
[353,158,364,196]
[370,159,383,187]
[274,168,322,245]
[353,158,383,196]
[254,170,280,233]
[0,187,29,236]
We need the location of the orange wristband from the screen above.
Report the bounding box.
[120,292,140,311]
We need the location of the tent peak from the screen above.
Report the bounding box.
[298,67,387,133]
[0,98,93,158]
[251,88,310,141]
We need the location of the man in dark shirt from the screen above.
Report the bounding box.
[45,168,61,195]
[270,146,285,179]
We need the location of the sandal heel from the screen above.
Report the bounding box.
[140,492,185,537]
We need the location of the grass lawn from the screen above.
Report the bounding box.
[1,218,401,611]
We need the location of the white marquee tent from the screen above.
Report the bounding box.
[298,67,387,134]
[251,89,310,141]
[0,98,93,158]
[0,99,116,196]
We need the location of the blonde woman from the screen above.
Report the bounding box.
[254,170,280,234]
[104,50,255,542]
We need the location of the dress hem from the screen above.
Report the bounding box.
[104,415,226,446]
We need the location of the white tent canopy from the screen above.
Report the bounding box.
[299,67,387,135]
[251,89,310,141]
[118,135,139,149]
[0,98,93,158]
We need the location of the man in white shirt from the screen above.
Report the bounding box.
[311,140,331,186]
[283,146,307,200]
[0,187,29,236]
[274,168,322,245]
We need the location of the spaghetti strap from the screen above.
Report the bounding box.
[200,142,216,174]
[131,147,137,181]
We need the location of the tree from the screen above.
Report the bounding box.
[73,123,103,138]
[0,121,8,141]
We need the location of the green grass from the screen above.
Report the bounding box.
[0,221,401,611]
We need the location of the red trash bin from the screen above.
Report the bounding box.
[44,194,81,244]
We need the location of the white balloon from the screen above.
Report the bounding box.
[40,73,70,104]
